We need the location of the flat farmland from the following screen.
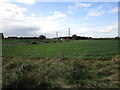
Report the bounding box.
[2,40,119,89]
[2,39,40,44]
[2,40,118,59]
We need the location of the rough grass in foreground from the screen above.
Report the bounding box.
[2,55,120,89]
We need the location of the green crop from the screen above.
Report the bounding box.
[2,40,118,59]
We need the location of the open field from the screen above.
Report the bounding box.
[3,40,118,59]
[2,39,42,44]
[2,40,119,89]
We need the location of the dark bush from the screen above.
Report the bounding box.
[31,42,37,44]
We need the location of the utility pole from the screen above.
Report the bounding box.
[68,28,70,37]
[56,31,58,39]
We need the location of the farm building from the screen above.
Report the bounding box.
[59,37,72,41]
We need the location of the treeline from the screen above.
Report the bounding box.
[3,35,46,40]
[1,32,120,40]
[92,37,120,40]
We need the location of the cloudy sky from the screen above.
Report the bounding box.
[0,0,119,38]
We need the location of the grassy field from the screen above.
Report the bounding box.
[2,39,41,44]
[2,40,119,89]
[3,40,118,59]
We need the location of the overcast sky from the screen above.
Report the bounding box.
[0,0,119,38]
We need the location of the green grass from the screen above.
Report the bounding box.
[3,40,118,59]
[2,39,119,89]
[2,39,40,44]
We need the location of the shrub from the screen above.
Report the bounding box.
[31,42,37,44]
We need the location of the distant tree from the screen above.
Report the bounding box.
[0,33,4,39]
[72,34,77,40]
[115,36,120,40]
[39,35,46,40]
[89,37,92,39]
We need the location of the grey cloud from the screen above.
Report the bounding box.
[3,26,41,37]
